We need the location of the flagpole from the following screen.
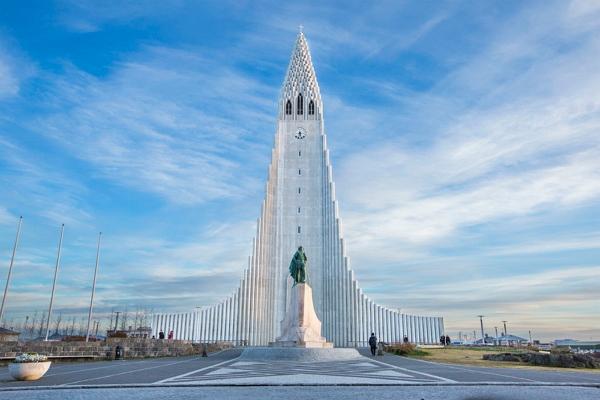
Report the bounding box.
[85,232,101,342]
[0,216,23,325]
[45,224,64,341]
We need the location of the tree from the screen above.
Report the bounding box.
[37,312,46,338]
[120,308,129,331]
[53,312,63,335]
[29,311,38,338]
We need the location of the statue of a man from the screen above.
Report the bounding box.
[289,246,308,286]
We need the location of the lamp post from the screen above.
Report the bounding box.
[0,216,23,325]
[494,326,499,345]
[85,232,102,342]
[45,224,64,341]
[114,311,121,331]
[477,315,485,343]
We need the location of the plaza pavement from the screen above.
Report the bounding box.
[0,348,599,399]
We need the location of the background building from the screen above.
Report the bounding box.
[151,32,443,347]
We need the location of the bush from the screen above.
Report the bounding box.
[387,343,430,357]
[14,353,48,363]
[551,346,571,354]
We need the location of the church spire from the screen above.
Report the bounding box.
[280,31,322,120]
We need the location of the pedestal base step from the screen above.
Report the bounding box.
[239,347,361,362]
[269,340,333,348]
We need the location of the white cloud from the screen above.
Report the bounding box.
[483,233,600,256]
[34,46,276,205]
[0,38,34,99]
[0,137,90,226]
[335,1,600,255]
[0,56,19,98]
[0,206,14,225]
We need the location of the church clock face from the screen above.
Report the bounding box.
[295,128,306,139]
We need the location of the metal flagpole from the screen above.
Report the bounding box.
[45,224,64,341]
[0,216,23,326]
[85,232,102,342]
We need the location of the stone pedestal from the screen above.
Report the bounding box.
[272,283,333,348]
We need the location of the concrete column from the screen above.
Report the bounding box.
[384,309,389,342]
[392,312,398,343]
[415,316,420,343]
[369,299,372,335]
[386,308,394,343]
[203,308,208,342]
[225,298,231,342]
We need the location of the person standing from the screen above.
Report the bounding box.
[369,332,378,356]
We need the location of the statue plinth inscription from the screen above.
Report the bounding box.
[272,247,333,348]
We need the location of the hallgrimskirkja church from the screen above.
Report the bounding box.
[151,32,444,347]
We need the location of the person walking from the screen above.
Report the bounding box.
[369,332,378,356]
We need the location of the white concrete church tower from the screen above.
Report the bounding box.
[152,32,444,347]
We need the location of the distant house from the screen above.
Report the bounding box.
[107,326,152,339]
[554,339,600,352]
[0,327,20,342]
[496,334,528,346]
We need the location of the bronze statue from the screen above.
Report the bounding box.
[289,246,308,286]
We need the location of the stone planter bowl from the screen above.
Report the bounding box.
[9,361,52,381]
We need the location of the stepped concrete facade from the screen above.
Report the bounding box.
[151,32,444,347]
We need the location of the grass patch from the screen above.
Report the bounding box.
[393,346,600,373]
[387,343,430,357]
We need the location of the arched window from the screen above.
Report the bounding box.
[308,100,315,115]
[285,100,292,115]
[297,93,303,115]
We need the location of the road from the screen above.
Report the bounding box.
[1,348,599,399]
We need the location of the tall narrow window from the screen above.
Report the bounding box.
[308,100,315,115]
[298,187,301,194]
[297,226,301,234]
[297,93,303,115]
[299,150,301,157]
[298,169,301,175]
[298,207,301,213]
[285,100,292,115]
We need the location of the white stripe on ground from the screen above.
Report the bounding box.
[393,356,540,382]
[365,356,457,383]
[153,357,240,384]
[59,350,231,386]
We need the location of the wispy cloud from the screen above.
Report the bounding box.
[1,0,599,340]
[33,46,276,205]
[336,1,600,250]
[0,38,34,100]
[0,137,91,226]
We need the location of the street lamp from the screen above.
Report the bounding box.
[477,315,485,343]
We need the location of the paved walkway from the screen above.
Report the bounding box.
[1,348,599,399]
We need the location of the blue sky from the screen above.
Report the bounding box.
[0,0,599,341]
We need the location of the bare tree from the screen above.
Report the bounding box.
[53,312,63,335]
[37,311,46,338]
[133,308,141,331]
[120,308,128,331]
[29,311,38,338]
[78,317,86,336]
